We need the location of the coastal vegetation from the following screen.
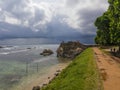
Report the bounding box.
[41,48,102,90]
[95,0,120,52]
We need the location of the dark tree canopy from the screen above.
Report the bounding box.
[95,0,120,47]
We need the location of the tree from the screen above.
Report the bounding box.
[95,13,111,45]
[95,0,120,51]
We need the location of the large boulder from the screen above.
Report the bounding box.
[40,49,54,56]
[57,41,86,59]
[32,86,40,90]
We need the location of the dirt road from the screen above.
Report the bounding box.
[93,47,120,90]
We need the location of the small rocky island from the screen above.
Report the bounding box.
[57,41,86,59]
[0,46,3,48]
[40,49,54,56]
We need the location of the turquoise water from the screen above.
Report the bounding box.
[0,43,60,90]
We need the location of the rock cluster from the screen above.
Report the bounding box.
[57,41,86,59]
[32,86,40,90]
[32,69,61,90]
[40,49,54,56]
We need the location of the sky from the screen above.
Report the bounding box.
[0,0,109,44]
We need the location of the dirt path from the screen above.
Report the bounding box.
[93,47,120,90]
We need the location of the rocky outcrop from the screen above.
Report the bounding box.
[57,41,86,59]
[32,86,40,90]
[40,49,54,56]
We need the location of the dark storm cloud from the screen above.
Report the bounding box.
[0,16,94,44]
[1,0,29,9]
[77,7,107,35]
[28,7,45,26]
[0,22,34,38]
[0,0,46,26]
[1,0,30,18]
[0,0,109,44]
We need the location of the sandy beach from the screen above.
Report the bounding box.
[13,61,70,90]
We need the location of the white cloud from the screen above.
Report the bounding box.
[63,0,109,29]
[0,0,109,34]
[5,16,20,25]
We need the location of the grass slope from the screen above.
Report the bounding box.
[42,48,102,90]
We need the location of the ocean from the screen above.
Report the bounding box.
[0,38,60,90]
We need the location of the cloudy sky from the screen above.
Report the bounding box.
[0,0,109,44]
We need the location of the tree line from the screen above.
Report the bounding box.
[95,0,120,51]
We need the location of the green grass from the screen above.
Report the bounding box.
[42,48,102,90]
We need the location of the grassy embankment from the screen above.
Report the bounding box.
[42,48,102,90]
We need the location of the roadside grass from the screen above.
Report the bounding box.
[99,47,111,56]
[42,48,102,90]
[100,46,120,57]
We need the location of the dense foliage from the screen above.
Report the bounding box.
[95,0,120,49]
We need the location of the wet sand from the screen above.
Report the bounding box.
[14,61,70,90]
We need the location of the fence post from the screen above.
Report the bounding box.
[37,63,38,73]
[26,61,28,74]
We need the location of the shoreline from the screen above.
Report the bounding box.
[12,61,71,90]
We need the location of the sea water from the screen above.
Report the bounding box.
[0,38,60,90]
